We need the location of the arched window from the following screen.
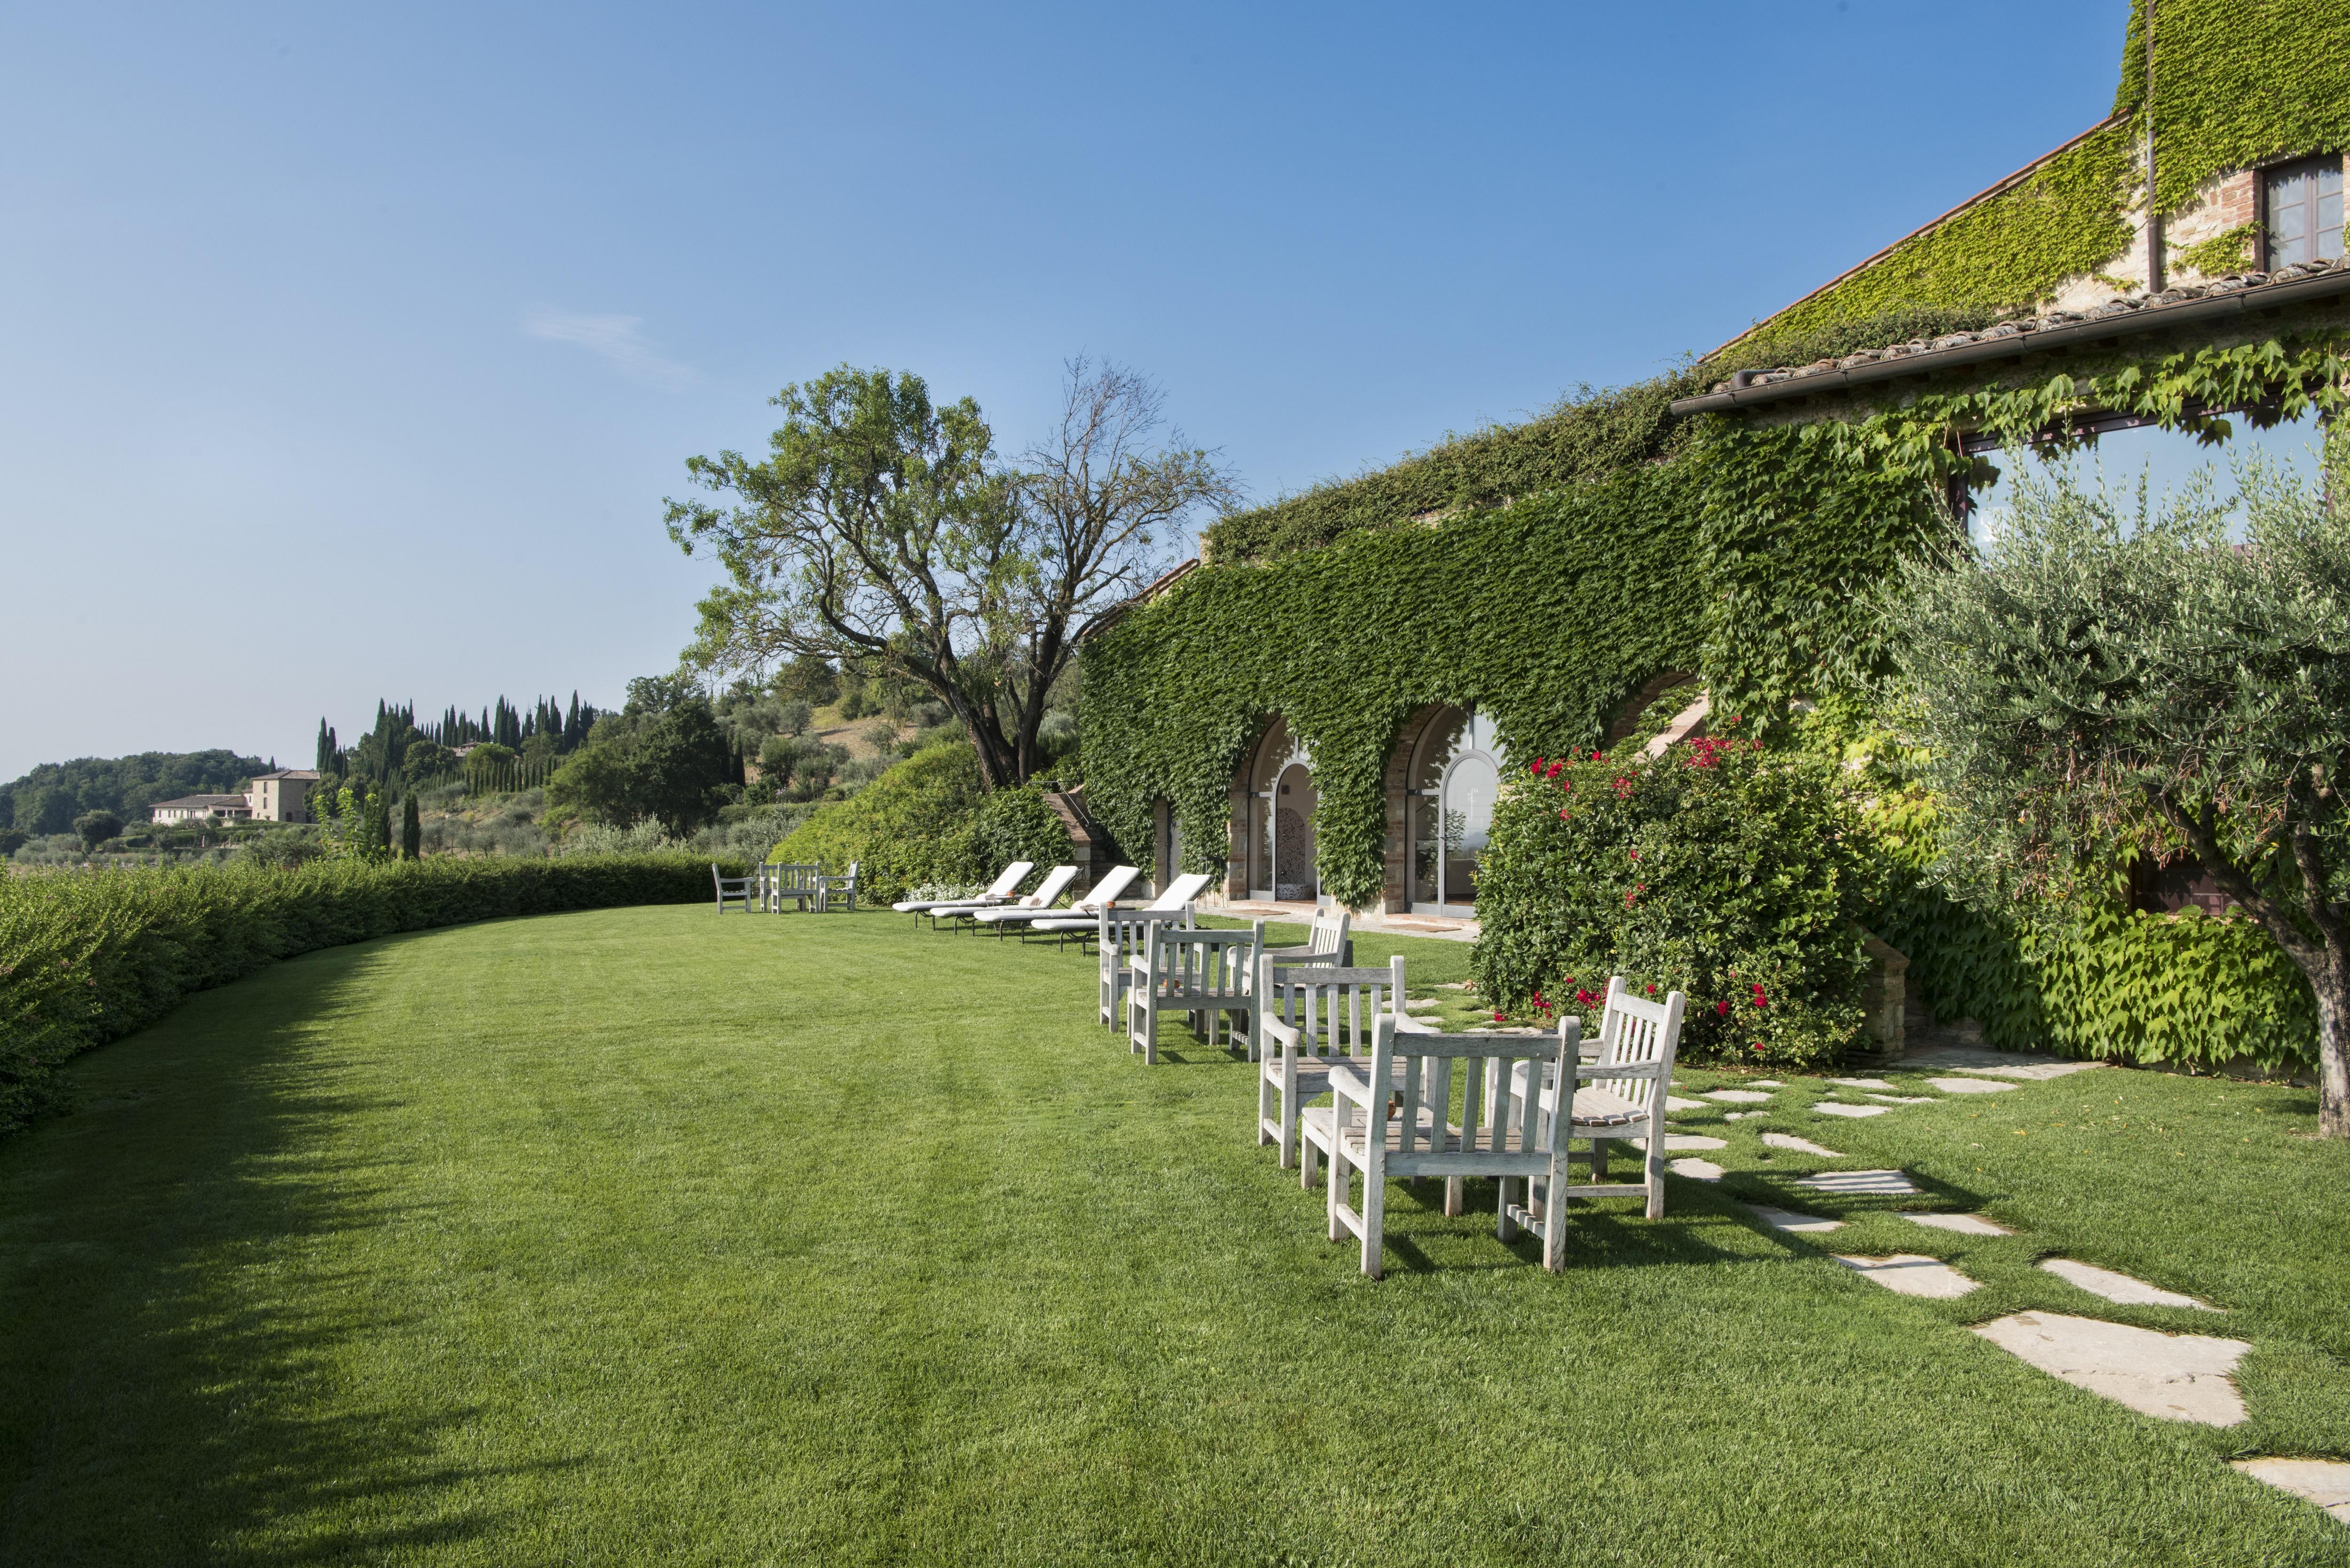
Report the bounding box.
[1408,706,1505,915]
[1245,716,1316,902]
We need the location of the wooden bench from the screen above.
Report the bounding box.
[1125,920,1264,1064]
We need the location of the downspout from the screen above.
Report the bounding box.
[2144,0,2164,291]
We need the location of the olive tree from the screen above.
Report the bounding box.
[666,359,1236,789]
[1889,459,2350,1136]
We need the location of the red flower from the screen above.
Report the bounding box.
[1547,760,1565,779]
[1557,807,1571,820]
[1644,983,1656,994]
[1531,758,1547,778]
[1715,999,1730,1017]
[1493,1011,1505,1022]
[1628,848,1639,861]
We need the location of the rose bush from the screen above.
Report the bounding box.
[1470,726,1882,1069]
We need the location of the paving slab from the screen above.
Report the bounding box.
[1865,1093,1938,1104]
[1834,1253,1980,1297]
[1904,1212,2012,1236]
[1751,1080,1784,1088]
[1762,1132,1845,1156]
[2039,1258,2216,1311]
[1746,1204,1844,1235]
[1973,1311,2248,1425]
[1814,1101,1891,1118]
[1905,1046,2101,1079]
[1668,1157,1724,1182]
[1947,1062,2105,1082]
[1724,1110,1767,1121]
[1832,1077,1896,1090]
[2232,1459,2350,1525]
[1927,1076,2020,1094]
[1705,1089,1772,1103]
[1798,1169,1919,1196]
[1630,1134,1727,1152]
[1663,1096,1707,1112]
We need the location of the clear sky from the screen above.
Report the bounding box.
[0,0,2138,780]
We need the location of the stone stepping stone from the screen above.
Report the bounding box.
[1951,1061,2102,1082]
[1762,1132,1845,1157]
[2232,1459,2350,1525]
[1864,1093,1938,1104]
[1929,1076,2019,1094]
[1751,1079,1783,1088]
[2039,1258,2216,1311]
[1832,1077,1896,1089]
[1973,1312,2249,1425]
[1746,1204,1843,1234]
[1799,1169,1919,1196]
[1835,1253,1981,1297]
[1404,997,1441,1011]
[1630,1134,1727,1152]
[1705,1088,1772,1103]
[1663,1096,1707,1112]
[1904,1212,2012,1236]
[1724,1110,1767,1121]
[1668,1157,1724,1182]
[1815,1101,1890,1118]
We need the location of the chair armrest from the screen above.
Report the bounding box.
[1326,1061,1377,1108]
[1261,1016,1301,1053]
[1573,1058,1671,1084]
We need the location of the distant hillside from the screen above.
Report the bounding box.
[0,751,271,835]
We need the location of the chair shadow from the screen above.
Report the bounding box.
[0,932,569,1565]
[1355,1177,1776,1277]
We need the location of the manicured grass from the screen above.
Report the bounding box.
[3,907,2348,1564]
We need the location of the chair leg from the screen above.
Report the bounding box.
[1360,1151,1386,1279]
[1646,1146,1667,1220]
[1443,1177,1464,1217]
[1590,1138,1608,1183]
[1326,1130,1349,1240]
[1300,1133,1320,1189]
[1496,1177,1519,1241]
[1543,1155,1571,1272]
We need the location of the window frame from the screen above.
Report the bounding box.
[2261,154,2346,272]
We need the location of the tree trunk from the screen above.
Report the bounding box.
[2317,956,2350,1139]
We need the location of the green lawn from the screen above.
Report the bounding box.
[3,906,2348,1565]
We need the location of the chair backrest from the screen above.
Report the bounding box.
[838,860,860,883]
[1363,1015,1564,1157]
[1139,919,1263,1000]
[1583,975,1688,1112]
[1019,865,1080,908]
[1269,955,1404,1058]
[775,862,822,892]
[983,861,1035,898]
[1146,871,1214,911]
[1098,899,1196,976]
[1076,864,1141,910]
[1299,905,1349,960]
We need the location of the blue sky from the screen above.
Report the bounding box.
[0,0,2139,779]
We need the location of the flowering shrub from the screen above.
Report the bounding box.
[1472,729,1882,1069]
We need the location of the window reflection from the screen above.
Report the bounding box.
[1407,706,1506,913]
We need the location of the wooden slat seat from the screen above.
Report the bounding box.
[1500,976,1686,1240]
[1125,919,1263,1063]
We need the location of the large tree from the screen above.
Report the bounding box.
[1890,458,2350,1136]
[666,359,1237,788]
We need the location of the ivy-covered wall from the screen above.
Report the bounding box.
[1085,0,2350,1071]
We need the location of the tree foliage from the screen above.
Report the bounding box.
[1889,460,2350,1134]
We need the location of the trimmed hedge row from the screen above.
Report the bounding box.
[0,853,741,1139]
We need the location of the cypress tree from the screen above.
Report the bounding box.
[364,787,392,860]
[400,793,421,859]
[315,718,332,773]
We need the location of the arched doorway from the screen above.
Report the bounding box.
[1406,705,1505,916]
[1243,715,1316,902]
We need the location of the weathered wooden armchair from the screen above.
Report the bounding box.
[1125,918,1264,1064]
[1309,1016,1574,1278]
[1083,872,1212,1026]
[814,860,861,912]
[1506,977,1686,1235]
[1259,956,1406,1178]
[767,862,823,913]
[1264,903,1350,981]
[712,862,755,913]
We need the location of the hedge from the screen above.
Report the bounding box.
[767,742,997,905]
[0,852,740,1141]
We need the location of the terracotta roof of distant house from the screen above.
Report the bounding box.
[250,770,320,780]
[153,794,251,809]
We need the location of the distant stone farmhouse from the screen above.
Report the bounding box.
[150,769,319,826]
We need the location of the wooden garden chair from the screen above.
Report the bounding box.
[768,862,822,913]
[1260,956,1406,1178]
[712,862,755,913]
[972,864,1139,938]
[1264,902,1350,982]
[814,860,860,912]
[1503,976,1686,1243]
[1308,1016,1574,1278]
[892,861,1034,924]
[1125,919,1264,1065]
[1084,872,1213,1026]
[938,864,1077,932]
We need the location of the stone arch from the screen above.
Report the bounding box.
[1382,703,1509,916]
[1605,670,1701,745]
[1227,713,1316,903]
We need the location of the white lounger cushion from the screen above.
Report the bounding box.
[975,865,1140,923]
[892,861,1034,912]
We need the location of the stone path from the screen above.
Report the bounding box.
[1761,1132,1843,1156]
[1833,1253,1979,1298]
[1667,1157,1724,1181]
[1797,1169,1918,1196]
[1663,1096,1707,1112]
[1832,1077,1895,1090]
[2233,1459,2350,1525]
[1632,1134,1726,1152]
[2039,1258,2215,1311]
[1902,1045,2103,1078]
[1865,1093,1936,1104]
[1746,1204,1842,1234]
[1704,1088,1771,1104]
[1815,1101,1890,1118]
[1904,1212,2010,1236]
[1973,1312,2249,1425]
[1928,1076,2019,1095]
